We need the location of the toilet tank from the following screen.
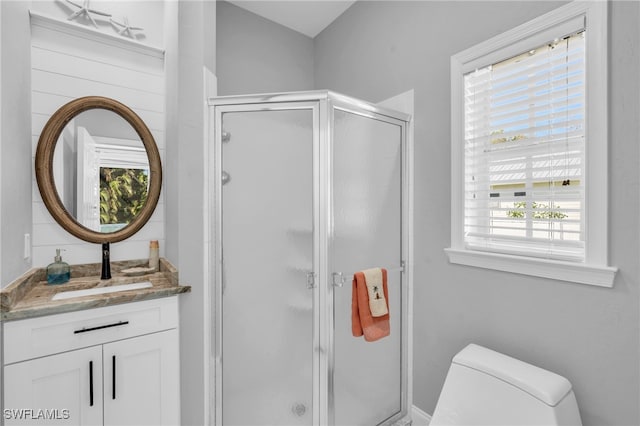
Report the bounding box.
[430,344,582,426]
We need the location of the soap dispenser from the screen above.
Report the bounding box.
[47,249,70,284]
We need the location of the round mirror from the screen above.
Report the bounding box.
[35,96,162,243]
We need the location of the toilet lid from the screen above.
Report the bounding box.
[453,344,573,406]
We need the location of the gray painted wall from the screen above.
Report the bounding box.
[1,1,32,286]
[216,1,314,95]
[314,1,639,425]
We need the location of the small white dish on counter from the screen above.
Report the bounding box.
[121,266,156,276]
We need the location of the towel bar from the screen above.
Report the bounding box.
[332,263,405,288]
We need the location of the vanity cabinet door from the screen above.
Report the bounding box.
[103,329,180,426]
[4,346,103,426]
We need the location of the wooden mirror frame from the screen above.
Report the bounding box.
[35,96,162,243]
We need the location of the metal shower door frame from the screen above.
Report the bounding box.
[210,99,322,426]
[206,91,412,426]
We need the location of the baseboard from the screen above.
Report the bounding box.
[411,405,431,425]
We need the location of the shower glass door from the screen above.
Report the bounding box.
[332,108,403,425]
[220,108,315,426]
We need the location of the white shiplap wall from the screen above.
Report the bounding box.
[30,12,166,267]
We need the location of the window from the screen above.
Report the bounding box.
[447,1,616,287]
[465,32,585,261]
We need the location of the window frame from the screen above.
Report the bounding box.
[446,1,617,287]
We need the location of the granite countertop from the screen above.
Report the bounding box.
[0,258,191,321]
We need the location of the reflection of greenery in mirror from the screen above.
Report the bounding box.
[100,168,149,232]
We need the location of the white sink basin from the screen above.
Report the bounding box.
[52,282,153,301]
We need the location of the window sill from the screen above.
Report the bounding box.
[444,248,617,288]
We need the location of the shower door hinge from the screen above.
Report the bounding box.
[221,170,231,185]
[306,272,316,289]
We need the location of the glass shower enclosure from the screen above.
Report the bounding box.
[207,91,412,426]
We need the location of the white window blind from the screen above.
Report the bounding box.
[463,31,586,262]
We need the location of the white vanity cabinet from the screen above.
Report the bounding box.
[4,345,104,425]
[102,331,178,426]
[3,297,180,426]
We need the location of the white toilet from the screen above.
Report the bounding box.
[430,344,582,425]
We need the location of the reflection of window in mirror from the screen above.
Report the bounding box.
[76,127,150,233]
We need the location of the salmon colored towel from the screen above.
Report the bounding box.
[352,268,390,342]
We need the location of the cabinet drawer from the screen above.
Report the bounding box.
[4,297,178,364]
